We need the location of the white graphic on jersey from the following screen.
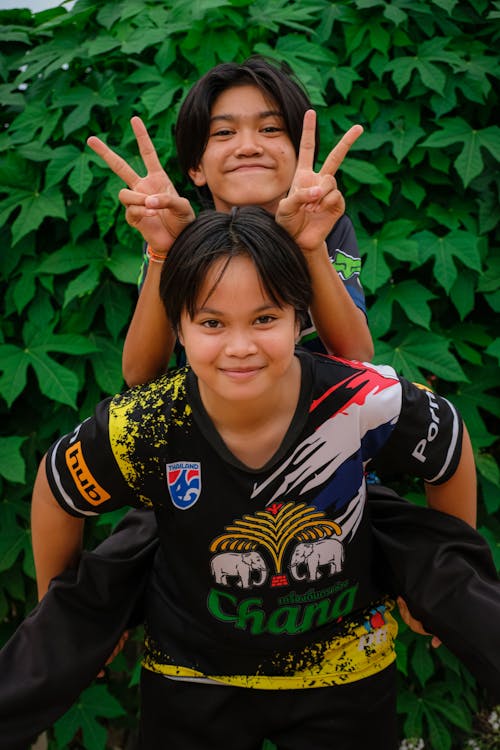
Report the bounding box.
[251,384,401,508]
[289,537,344,581]
[210,551,268,589]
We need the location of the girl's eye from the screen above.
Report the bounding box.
[261,126,283,134]
[201,319,221,329]
[255,315,276,325]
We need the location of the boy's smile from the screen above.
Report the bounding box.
[188,85,297,215]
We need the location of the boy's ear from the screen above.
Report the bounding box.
[188,164,207,187]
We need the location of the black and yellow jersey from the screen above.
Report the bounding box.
[46,350,462,688]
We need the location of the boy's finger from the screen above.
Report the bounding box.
[319,124,364,177]
[295,109,317,172]
[119,188,148,206]
[87,136,141,188]
[130,116,171,181]
[124,205,156,226]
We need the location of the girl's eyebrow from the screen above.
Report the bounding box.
[195,302,281,315]
[209,110,283,124]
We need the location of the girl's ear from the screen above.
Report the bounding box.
[294,317,301,343]
[188,164,207,187]
[178,327,185,347]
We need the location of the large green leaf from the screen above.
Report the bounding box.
[53,80,118,138]
[63,264,103,307]
[423,705,452,750]
[44,145,82,189]
[415,230,481,293]
[424,693,472,731]
[0,437,26,483]
[0,327,96,407]
[0,514,31,573]
[11,187,67,245]
[450,365,499,443]
[385,38,462,96]
[89,335,125,394]
[411,637,434,687]
[37,239,107,274]
[421,118,500,186]
[369,280,435,337]
[359,221,420,293]
[54,684,125,750]
[374,330,467,382]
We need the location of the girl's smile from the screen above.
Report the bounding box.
[178,254,301,417]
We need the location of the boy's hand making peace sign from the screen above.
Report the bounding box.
[276,111,363,253]
[87,117,195,255]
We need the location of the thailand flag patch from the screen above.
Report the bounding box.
[167,461,201,510]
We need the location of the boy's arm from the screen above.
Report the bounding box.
[424,424,476,527]
[276,111,374,361]
[87,117,194,385]
[122,259,176,385]
[31,455,85,600]
[305,246,373,361]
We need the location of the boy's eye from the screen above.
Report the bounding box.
[201,319,221,329]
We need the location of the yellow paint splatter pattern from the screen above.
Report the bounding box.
[108,369,192,507]
[143,599,397,688]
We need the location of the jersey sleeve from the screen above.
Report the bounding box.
[45,398,143,518]
[369,380,463,485]
[326,214,366,315]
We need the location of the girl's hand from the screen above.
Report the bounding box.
[397,596,442,648]
[97,630,130,678]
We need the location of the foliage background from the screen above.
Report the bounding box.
[0,0,499,748]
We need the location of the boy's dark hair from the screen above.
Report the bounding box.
[175,56,317,206]
[160,206,312,333]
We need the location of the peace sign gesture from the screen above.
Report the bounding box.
[87,117,195,254]
[276,110,363,253]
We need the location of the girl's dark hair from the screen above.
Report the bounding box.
[175,56,318,206]
[160,207,312,333]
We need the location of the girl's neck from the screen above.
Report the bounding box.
[198,357,302,469]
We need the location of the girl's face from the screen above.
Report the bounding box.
[178,254,300,411]
[188,85,297,215]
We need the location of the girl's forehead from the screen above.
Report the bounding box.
[210,84,279,116]
[195,255,266,306]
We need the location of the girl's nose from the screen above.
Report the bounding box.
[224,330,259,356]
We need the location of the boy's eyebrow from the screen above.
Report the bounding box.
[209,110,283,124]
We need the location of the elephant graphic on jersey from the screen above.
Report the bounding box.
[210,551,268,589]
[289,538,344,581]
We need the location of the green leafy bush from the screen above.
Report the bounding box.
[0,0,498,748]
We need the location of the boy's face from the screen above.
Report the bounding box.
[189,85,297,215]
[179,254,300,411]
